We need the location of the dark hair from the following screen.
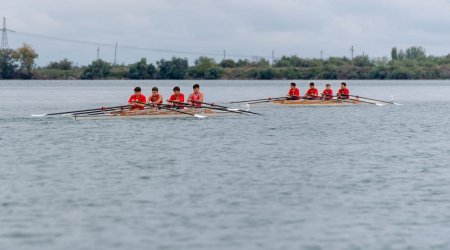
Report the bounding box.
[290,82,296,87]
[152,87,158,92]
[341,82,347,86]
[173,86,180,92]
[193,84,200,89]
[326,84,331,87]
[309,82,315,86]
[134,87,141,92]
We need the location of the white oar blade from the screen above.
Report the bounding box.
[393,102,403,106]
[194,114,207,119]
[375,103,386,106]
[227,108,239,111]
[31,114,46,117]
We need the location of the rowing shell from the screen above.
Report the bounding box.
[72,109,235,120]
[271,99,363,106]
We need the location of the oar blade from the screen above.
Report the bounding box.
[30,114,47,117]
[194,114,207,119]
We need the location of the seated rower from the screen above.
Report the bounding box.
[147,87,163,109]
[167,86,185,109]
[128,87,146,111]
[337,82,350,99]
[187,83,204,107]
[287,82,300,100]
[321,84,333,100]
[304,82,319,99]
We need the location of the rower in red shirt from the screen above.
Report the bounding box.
[187,84,204,107]
[147,87,163,109]
[305,82,319,99]
[337,82,350,99]
[287,82,300,100]
[321,84,333,100]
[167,86,185,109]
[128,87,146,110]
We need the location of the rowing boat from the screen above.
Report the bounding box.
[72,108,235,120]
[271,99,363,106]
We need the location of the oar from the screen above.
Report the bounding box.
[182,102,258,115]
[318,95,386,106]
[136,102,206,118]
[342,98,386,106]
[156,101,255,116]
[31,105,131,117]
[157,105,207,119]
[349,95,403,105]
[190,101,261,115]
[229,96,287,104]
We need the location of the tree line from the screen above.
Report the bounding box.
[2,45,450,80]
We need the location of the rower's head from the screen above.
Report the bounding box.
[152,87,159,96]
[173,86,181,95]
[326,84,331,89]
[341,82,347,89]
[290,82,296,89]
[193,84,200,93]
[134,87,142,96]
[309,82,315,89]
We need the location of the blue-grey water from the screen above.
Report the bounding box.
[1,80,450,250]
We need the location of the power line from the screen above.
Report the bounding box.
[10,30,271,60]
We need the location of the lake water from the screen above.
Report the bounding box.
[1,80,450,250]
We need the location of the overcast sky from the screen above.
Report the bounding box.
[3,0,450,66]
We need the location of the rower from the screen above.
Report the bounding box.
[287,82,300,100]
[147,87,163,108]
[304,82,319,99]
[187,84,204,107]
[337,82,350,99]
[128,87,146,111]
[321,84,333,100]
[167,86,185,109]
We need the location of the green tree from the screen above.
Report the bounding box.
[398,49,405,60]
[391,47,398,60]
[235,59,250,67]
[81,59,112,79]
[258,68,276,79]
[204,67,222,79]
[147,63,156,79]
[353,55,373,67]
[405,46,426,60]
[251,58,271,67]
[189,57,222,79]
[16,43,38,79]
[128,58,152,79]
[47,58,74,70]
[157,57,188,79]
[220,59,236,68]
[0,49,19,79]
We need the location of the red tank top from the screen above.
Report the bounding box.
[150,94,162,104]
[191,92,202,107]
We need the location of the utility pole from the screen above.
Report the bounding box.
[223,49,226,60]
[1,17,8,49]
[114,42,117,65]
[350,45,354,60]
[272,49,275,65]
[320,50,323,60]
[97,47,100,60]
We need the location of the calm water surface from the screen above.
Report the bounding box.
[1,80,450,250]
